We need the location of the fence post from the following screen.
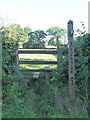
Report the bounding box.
[16,49,19,67]
[14,44,20,81]
[45,66,50,83]
[68,20,76,117]
[68,20,75,101]
[57,36,61,71]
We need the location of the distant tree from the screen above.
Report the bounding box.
[27,30,47,48]
[46,26,66,46]
[24,27,31,34]
[2,24,30,48]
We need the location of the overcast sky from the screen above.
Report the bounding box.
[0,0,89,32]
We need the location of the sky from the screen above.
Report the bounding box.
[0,0,89,32]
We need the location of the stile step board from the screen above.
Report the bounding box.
[33,72,39,79]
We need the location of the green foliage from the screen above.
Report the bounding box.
[6,82,19,101]
[23,30,47,48]
[3,90,39,118]
[46,26,66,36]
[74,33,88,100]
[2,24,31,100]
[2,24,31,48]
[46,26,66,46]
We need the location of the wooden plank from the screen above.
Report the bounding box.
[18,50,57,54]
[18,48,56,50]
[19,61,57,64]
[20,69,55,72]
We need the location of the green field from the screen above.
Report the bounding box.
[19,52,57,70]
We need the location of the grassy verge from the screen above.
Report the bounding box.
[2,90,39,118]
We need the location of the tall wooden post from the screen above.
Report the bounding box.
[68,20,76,117]
[68,20,75,101]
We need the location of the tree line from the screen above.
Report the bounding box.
[1,24,66,49]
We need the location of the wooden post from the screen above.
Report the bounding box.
[15,35,19,68]
[45,66,50,82]
[14,47,20,81]
[57,36,61,71]
[16,49,19,67]
[68,20,75,101]
[68,20,76,117]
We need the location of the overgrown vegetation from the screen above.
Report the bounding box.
[1,23,89,118]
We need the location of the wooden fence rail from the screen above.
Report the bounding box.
[18,50,57,54]
[19,61,57,64]
[20,69,55,72]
